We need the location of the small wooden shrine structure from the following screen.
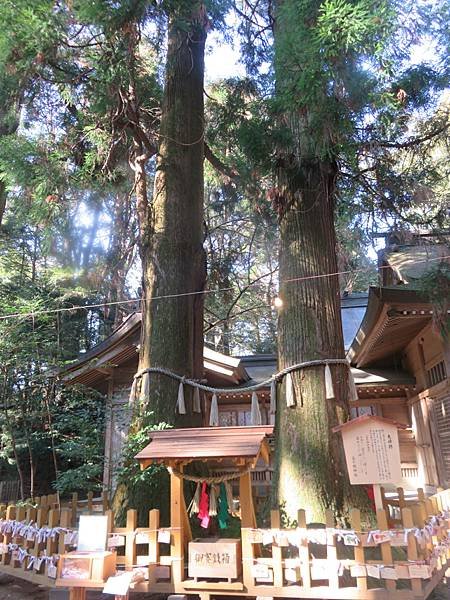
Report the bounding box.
[135,425,450,600]
[135,425,272,595]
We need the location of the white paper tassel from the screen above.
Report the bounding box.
[139,372,150,402]
[193,386,201,413]
[128,377,138,404]
[325,364,335,399]
[176,381,186,414]
[188,482,201,516]
[250,392,262,425]
[209,485,217,516]
[286,371,296,407]
[209,393,219,426]
[269,378,277,415]
[348,367,359,402]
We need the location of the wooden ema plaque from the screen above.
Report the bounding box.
[333,416,404,485]
[188,538,242,581]
[56,551,116,588]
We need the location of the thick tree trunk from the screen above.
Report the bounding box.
[139,10,207,426]
[272,159,363,522]
[113,8,207,525]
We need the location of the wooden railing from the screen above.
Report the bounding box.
[0,488,449,599]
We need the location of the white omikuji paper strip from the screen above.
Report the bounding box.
[103,571,134,596]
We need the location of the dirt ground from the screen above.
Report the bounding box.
[0,575,47,600]
[0,574,161,600]
[0,574,448,600]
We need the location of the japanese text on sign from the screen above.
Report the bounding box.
[341,421,401,485]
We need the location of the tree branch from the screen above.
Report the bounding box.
[204,142,240,182]
[369,122,449,150]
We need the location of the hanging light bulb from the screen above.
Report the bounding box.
[273,296,283,309]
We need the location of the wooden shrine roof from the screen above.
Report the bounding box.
[332,415,408,433]
[135,425,273,468]
[347,286,433,368]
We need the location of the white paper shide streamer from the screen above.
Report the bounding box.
[286,371,296,407]
[193,386,201,413]
[250,392,262,425]
[324,364,335,399]
[128,377,138,404]
[209,485,217,516]
[139,372,150,402]
[176,381,186,414]
[209,393,219,426]
[188,482,201,516]
[348,367,359,402]
[269,377,277,414]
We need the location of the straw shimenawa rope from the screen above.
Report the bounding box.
[132,358,350,394]
[167,466,252,483]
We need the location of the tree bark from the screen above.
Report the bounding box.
[272,158,370,522]
[113,6,207,525]
[270,0,372,524]
[139,7,207,426]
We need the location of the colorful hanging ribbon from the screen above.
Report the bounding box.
[198,482,210,529]
[218,483,229,529]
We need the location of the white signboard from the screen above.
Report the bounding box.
[339,418,402,485]
[77,515,108,552]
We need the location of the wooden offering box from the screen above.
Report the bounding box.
[56,551,116,588]
[188,538,241,581]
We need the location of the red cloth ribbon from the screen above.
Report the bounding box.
[198,482,210,528]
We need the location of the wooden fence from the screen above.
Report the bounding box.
[0,488,449,599]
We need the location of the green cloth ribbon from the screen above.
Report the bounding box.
[218,482,229,529]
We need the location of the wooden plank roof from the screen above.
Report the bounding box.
[347,286,433,368]
[135,425,273,468]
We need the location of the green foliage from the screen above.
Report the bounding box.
[416,263,450,341]
[113,421,171,524]
[52,386,105,496]
[115,422,170,489]
[0,218,114,498]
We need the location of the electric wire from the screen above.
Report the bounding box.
[0,254,448,322]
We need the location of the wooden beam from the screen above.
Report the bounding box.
[170,468,184,587]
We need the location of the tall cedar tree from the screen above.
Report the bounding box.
[267,0,450,520]
[113,2,209,522]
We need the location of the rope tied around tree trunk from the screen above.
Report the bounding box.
[131,358,350,393]
[129,358,358,420]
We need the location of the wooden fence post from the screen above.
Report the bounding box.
[297,509,310,589]
[45,509,60,577]
[102,491,109,513]
[240,471,255,591]
[125,509,137,569]
[58,508,72,555]
[402,507,422,595]
[1,505,15,566]
[350,509,367,592]
[71,493,78,527]
[148,509,160,587]
[12,506,26,568]
[325,510,339,590]
[376,509,395,592]
[270,509,283,588]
